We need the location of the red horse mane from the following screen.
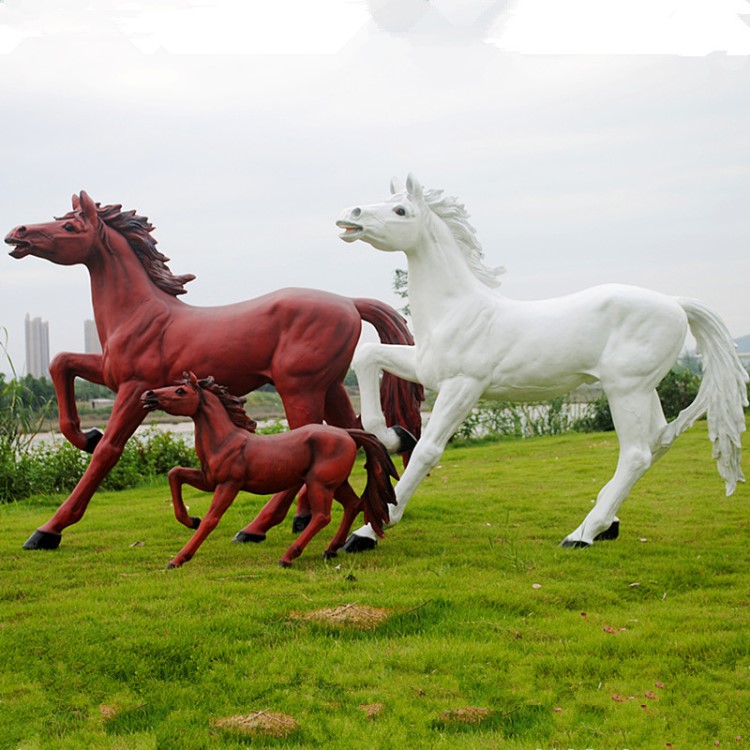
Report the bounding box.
[82,203,196,296]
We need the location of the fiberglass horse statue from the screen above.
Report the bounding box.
[5,192,421,551]
[336,174,748,552]
[141,372,398,568]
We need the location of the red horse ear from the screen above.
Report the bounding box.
[79,191,98,225]
[71,194,80,210]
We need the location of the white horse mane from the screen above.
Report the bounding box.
[422,188,506,289]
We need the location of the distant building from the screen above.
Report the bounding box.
[25,314,50,379]
[84,319,102,354]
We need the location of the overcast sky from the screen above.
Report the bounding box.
[2,0,750,376]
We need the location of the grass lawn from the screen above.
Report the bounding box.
[0,424,748,749]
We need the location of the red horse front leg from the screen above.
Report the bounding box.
[167,482,240,568]
[24,382,147,550]
[49,352,106,452]
[168,467,213,529]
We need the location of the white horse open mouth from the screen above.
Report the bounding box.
[336,220,363,242]
[337,173,748,553]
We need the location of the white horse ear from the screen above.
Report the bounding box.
[390,177,404,195]
[406,173,423,202]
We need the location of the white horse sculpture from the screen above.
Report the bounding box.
[337,174,748,551]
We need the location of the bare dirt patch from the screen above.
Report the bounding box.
[358,702,385,719]
[438,706,494,725]
[213,710,299,738]
[293,602,390,630]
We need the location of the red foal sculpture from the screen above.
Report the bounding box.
[5,192,421,551]
[141,372,398,568]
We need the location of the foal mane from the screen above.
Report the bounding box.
[422,189,505,289]
[91,203,196,296]
[196,377,256,433]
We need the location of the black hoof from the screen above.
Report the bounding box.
[559,538,592,549]
[322,550,338,560]
[84,428,104,454]
[342,533,377,553]
[292,513,312,533]
[393,425,417,454]
[165,562,179,570]
[278,559,292,568]
[232,531,266,544]
[594,520,620,542]
[189,517,202,530]
[23,529,62,550]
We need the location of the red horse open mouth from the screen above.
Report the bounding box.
[5,237,32,259]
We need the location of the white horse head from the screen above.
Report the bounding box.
[337,174,505,288]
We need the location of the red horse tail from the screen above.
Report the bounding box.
[348,429,399,538]
[353,298,424,451]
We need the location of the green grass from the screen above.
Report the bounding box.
[1,424,749,749]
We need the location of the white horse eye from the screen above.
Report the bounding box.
[394,207,406,216]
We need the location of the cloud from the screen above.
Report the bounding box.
[489,0,750,54]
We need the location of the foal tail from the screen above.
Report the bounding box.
[348,429,399,537]
[353,299,424,451]
[661,298,748,495]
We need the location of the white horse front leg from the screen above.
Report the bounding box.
[353,343,419,452]
[345,376,483,552]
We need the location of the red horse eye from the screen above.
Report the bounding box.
[175,387,187,396]
[63,223,76,232]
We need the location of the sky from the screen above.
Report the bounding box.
[1,0,750,376]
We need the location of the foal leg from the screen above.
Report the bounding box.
[345,376,483,552]
[233,483,305,543]
[167,467,213,530]
[323,482,364,559]
[167,482,241,568]
[561,390,664,548]
[279,484,334,567]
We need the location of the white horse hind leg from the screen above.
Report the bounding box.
[561,390,665,548]
[344,376,483,552]
[353,343,419,452]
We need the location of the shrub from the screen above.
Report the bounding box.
[0,430,198,504]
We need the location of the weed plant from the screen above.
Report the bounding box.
[1,423,748,749]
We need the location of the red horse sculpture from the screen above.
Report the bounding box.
[5,192,422,550]
[141,372,398,568]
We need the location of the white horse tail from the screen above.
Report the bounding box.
[660,298,748,495]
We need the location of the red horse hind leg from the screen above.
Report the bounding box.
[233,483,304,543]
[24,384,147,550]
[49,352,106,452]
[275,388,330,533]
[167,482,240,568]
[323,482,363,559]
[168,467,213,530]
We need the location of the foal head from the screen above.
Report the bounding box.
[141,372,257,431]
[141,371,203,419]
